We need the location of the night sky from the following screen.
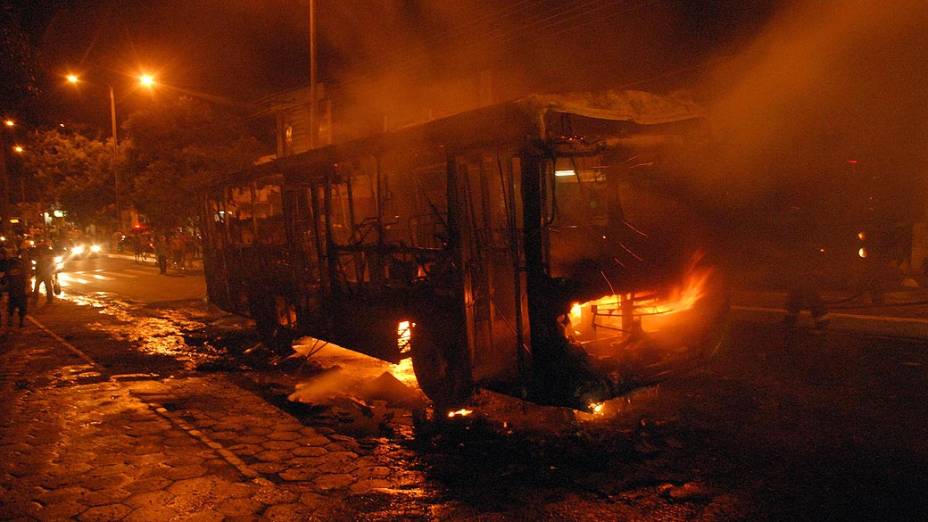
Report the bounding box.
[11,0,778,132]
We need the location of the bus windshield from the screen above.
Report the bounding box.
[546,155,625,279]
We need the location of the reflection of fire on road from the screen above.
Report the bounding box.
[289,340,426,405]
[447,408,473,418]
[388,357,418,387]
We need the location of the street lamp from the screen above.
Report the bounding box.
[65,71,157,231]
[3,119,14,128]
[12,145,23,154]
[138,73,156,88]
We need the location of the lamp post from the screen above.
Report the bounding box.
[308,0,317,149]
[109,84,120,232]
[0,118,15,235]
[66,73,156,232]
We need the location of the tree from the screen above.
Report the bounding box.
[0,2,39,112]
[0,2,41,233]
[123,96,262,230]
[21,129,119,228]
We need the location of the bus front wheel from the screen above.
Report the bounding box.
[410,315,472,411]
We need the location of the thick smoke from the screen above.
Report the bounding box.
[321,0,776,139]
[693,0,928,220]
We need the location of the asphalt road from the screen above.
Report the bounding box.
[60,254,207,304]
[2,254,927,520]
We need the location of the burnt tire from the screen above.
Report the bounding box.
[410,314,473,409]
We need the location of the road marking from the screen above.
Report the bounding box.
[124,269,155,276]
[101,272,139,279]
[72,270,134,280]
[93,271,138,279]
[733,305,928,325]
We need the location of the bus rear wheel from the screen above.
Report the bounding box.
[409,315,472,411]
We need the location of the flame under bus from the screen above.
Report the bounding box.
[201,90,728,411]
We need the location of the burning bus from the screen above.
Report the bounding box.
[201,90,728,412]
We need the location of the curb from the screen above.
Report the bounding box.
[732,305,928,339]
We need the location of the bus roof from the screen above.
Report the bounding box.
[215,89,702,189]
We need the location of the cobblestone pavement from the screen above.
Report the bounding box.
[0,305,433,521]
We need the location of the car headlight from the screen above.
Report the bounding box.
[90,244,101,253]
[72,244,85,255]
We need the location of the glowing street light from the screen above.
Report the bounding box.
[63,69,160,230]
[12,145,24,154]
[3,119,14,128]
[65,70,159,231]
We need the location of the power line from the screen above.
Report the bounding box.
[389,0,608,73]
[351,0,620,90]
[545,0,663,39]
[395,0,540,57]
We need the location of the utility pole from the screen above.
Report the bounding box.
[308,0,317,149]
[109,85,120,231]
[0,136,8,236]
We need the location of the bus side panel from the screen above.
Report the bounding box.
[452,151,526,388]
[282,183,325,332]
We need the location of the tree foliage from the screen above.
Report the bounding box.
[0,2,40,112]
[123,96,261,230]
[22,129,119,228]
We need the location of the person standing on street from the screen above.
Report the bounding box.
[31,243,56,304]
[154,234,169,274]
[133,234,143,263]
[170,234,185,271]
[0,249,8,326]
[4,257,28,327]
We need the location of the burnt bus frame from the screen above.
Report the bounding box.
[200,100,680,404]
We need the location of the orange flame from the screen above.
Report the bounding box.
[447,408,473,418]
[568,263,712,341]
[397,320,413,354]
[632,267,711,316]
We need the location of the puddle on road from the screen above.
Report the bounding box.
[60,289,224,370]
[52,364,106,386]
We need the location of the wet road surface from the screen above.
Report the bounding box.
[1,254,927,520]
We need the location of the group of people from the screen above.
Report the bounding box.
[0,239,60,329]
[132,231,198,275]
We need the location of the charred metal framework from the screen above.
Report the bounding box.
[202,91,725,410]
